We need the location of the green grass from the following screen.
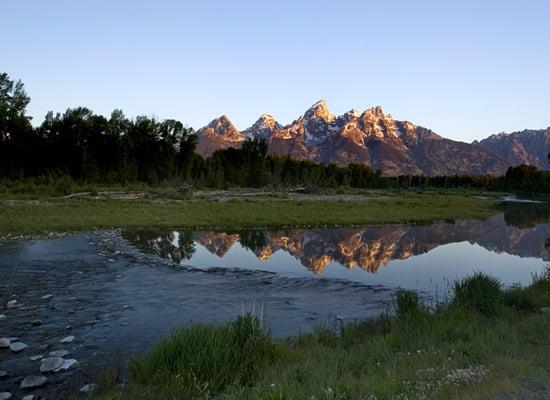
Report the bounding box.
[91,271,550,400]
[0,192,497,236]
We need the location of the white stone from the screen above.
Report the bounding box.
[20,375,47,388]
[40,357,64,373]
[54,358,77,371]
[9,342,27,353]
[49,349,68,357]
[6,300,17,308]
[60,335,75,343]
[80,383,98,393]
[30,355,43,361]
[41,294,53,300]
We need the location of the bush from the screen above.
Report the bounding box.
[128,315,276,395]
[503,286,539,313]
[452,273,503,316]
[394,290,426,319]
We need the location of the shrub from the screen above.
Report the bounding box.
[452,273,503,316]
[503,286,539,313]
[394,290,426,319]
[128,315,276,395]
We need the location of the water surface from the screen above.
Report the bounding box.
[1,202,549,396]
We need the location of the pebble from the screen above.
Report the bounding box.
[41,294,53,300]
[0,314,5,321]
[49,349,68,357]
[55,358,77,371]
[40,357,64,372]
[80,383,98,393]
[30,355,43,361]
[0,371,7,378]
[22,395,34,400]
[0,338,10,348]
[20,375,47,389]
[60,335,75,343]
[6,300,17,308]
[30,319,42,326]
[0,392,11,400]
[9,342,27,353]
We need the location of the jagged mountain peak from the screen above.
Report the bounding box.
[363,106,388,120]
[205,115,236,132]
[243,113,283,139]
[304,99,335,123]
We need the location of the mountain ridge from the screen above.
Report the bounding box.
[196,100,546,176]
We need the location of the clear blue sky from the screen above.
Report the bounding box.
[2,0,549,142]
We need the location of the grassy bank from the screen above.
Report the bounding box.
[92,271,550,400]
[0,191,498,236]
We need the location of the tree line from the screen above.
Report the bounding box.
[1,72,549,193]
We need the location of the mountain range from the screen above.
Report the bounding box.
[196,100,550,176]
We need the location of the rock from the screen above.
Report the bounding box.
[80,383,98,393]
[49,349,68,357]
[0,392,11,400]
[6,300,17,308]
[22,395,34,400]
[0,370,7,378]
[20,375,47,388]
[29,355,43,361]
[41,294,53,300]
[60,335,75,343]
[9,342,27,353]
[54,358,77,371]
[40,357,64,372]
[65,324,72,330]
[0,338,10,348]
[0,314,6,321]
[30,319,42,326]
[540,307,550,314]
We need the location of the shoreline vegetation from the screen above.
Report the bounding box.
[90,271,550,400]
[0,187,503,237]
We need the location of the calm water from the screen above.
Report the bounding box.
[1,202,549,396]
[123,202,550,299]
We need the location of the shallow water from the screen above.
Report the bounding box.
[0,202,549,396]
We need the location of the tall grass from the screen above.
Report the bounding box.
[127,314,277,396]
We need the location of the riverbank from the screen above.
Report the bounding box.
[0,190,500,236]
[91,272,550,400]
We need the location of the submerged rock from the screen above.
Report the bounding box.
[20,375,47,389]
[80,383,98,393]
[49,349,68,357]
[6,300,17,308]
[60,335,75,343]
[22,395,34,400]
[0,392,12,400]
[0,314,6,320]
[0,370,7,378]
[40,357,64,372]
[55,358,77,371]
[9,342,27,353]
[30,355,43,361]
[41,294,53,300]
[30,319,42,326]
[0,338,10,348]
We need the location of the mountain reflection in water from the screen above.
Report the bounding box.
[122,203,550,291]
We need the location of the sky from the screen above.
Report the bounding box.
[2,0,549,142]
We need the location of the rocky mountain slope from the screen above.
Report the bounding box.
[473,128,550,170]
[196,100,545,176]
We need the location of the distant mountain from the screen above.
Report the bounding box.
[195,100,545,176]
[473,128,550,170]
